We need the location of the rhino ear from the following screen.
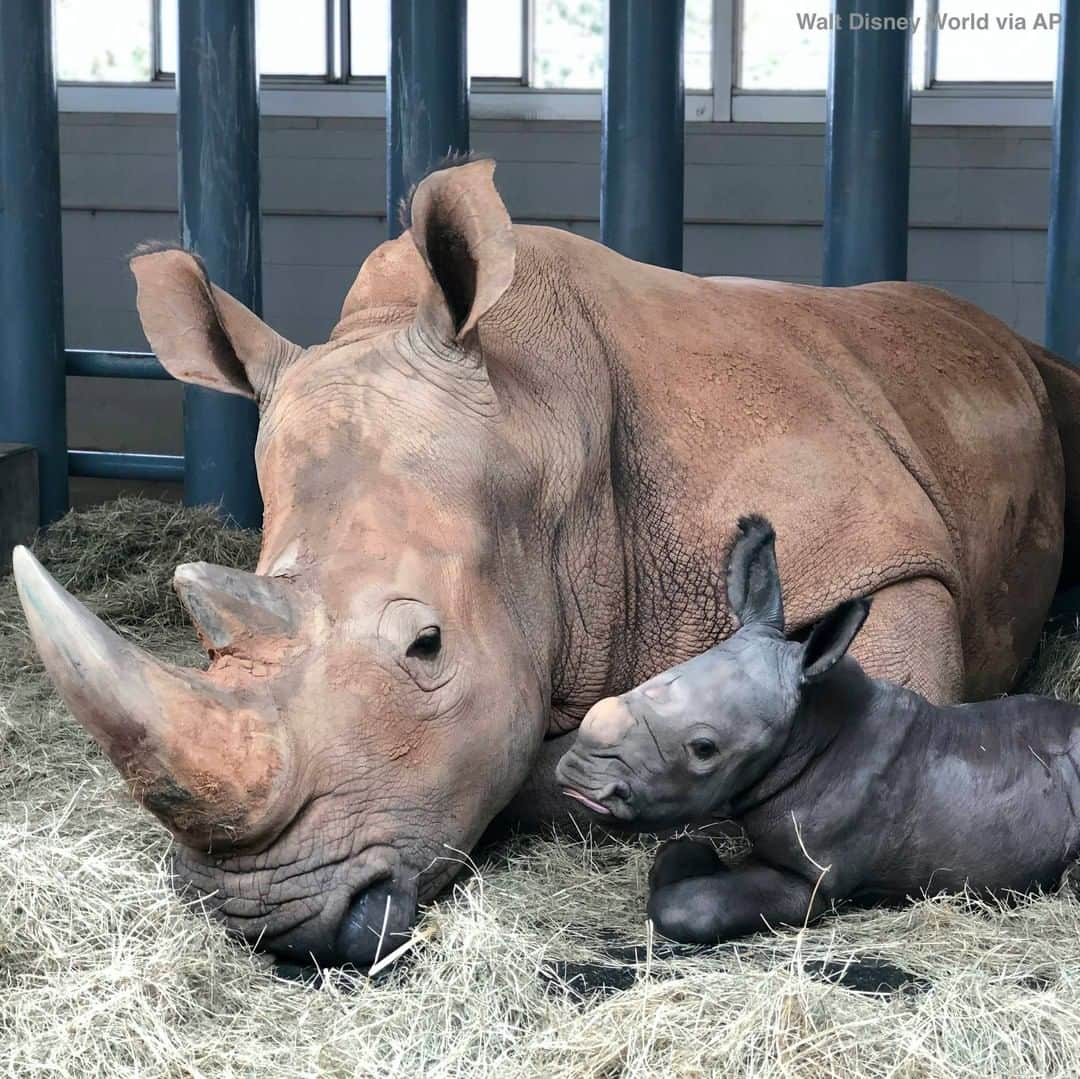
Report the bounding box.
[129,245,301,402]
[408,159,516,344]
[727,515,785,635]
[801,598,871,683]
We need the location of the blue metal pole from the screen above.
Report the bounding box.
[387,0,469,239]
[602,0,685,270]
[1047,0,1080,365]
[66,350,172,380]
[823,0,913,286]
[0,0,69,523]
[177,0,262,527]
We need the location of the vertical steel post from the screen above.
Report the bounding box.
[386,0,469,239]
[1047,0,1080,365]
[823,0,913,285]
[0,0,69,522]
[177,0,262,527]
[601,0,685,270]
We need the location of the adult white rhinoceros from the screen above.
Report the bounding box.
[14,158,1080,967]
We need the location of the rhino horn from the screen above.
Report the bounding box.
[12,546,295,850]
[173,562,296,654]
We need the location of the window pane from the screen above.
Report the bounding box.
[739,0,829,89]
[685,0,713,90]
[350,0,524,78]
[532,0,713,90]
[532,0,604,88]
[934,0,1059,82]
[739,0,928,90]
[57,0,152,82]
[470,0,524,78]
[160,0,328,76]
[350,0,388,76]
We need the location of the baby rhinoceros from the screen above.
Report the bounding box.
[555,515,1080,945]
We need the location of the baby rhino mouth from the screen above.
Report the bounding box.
[555,745,635,820]
[562,785,619,816]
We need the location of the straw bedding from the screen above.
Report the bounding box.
[3,498,1080,1078]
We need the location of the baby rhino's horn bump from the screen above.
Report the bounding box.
[580,696,635,747]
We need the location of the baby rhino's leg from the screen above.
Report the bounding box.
[648,838,725,890]
[647,843,822,944]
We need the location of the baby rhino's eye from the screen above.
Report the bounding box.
[689,738,718,762]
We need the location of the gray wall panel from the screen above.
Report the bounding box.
[53,114,1058,504]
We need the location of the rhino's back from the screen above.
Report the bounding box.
[521,226,1061,690]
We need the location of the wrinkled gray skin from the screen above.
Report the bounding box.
[556,516,1080,944]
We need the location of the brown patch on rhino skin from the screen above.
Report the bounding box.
[137,777,244,843]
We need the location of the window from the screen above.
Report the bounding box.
[738,0,831,90]
[738,0,1059,90]
[158,0,329,77]
[933,0,1060,83]
[530,0,606,88]
[526,0,713,90]
[350,0,526,81]
[54,0,1065,124]
[348,0,712,89]
[58,0,712,90]
[56,0,152,82]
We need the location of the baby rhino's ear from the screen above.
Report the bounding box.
[801,598,871,683]
[726,515,784,634]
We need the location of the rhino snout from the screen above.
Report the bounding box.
[555,697,642,819]
[333,877,419,968]
[260,873,420,973]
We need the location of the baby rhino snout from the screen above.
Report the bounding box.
[577,695,636,749]
[555,696,637,819]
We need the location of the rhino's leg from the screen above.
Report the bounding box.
[849,576,963,704]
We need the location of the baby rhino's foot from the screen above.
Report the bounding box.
[648,839,725,892]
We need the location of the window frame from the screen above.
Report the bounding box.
[56,0,1057,127]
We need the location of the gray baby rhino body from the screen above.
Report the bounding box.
[555,517,1080,945]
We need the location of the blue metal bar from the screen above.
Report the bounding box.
[823,0,913,286]
[69,451,185,484]
[602,0,686,270]
[0,0,69,523]
[1047,0,1080,365]
[65,350,172,380]
[177,0,263,527]
[387,0,469,239]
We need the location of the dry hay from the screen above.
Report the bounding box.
[3,498,1080,1078]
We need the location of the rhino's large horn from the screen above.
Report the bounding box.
[173,562,296,654]
[12,546,296,850]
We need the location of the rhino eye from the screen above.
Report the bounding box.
[406,626,442,661]
[689,738,718,762]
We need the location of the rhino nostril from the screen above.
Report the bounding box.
[589,780,631,805]
[334,878,417,970]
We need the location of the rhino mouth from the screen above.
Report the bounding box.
[561,787,613,815]
[559,779,637,822]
